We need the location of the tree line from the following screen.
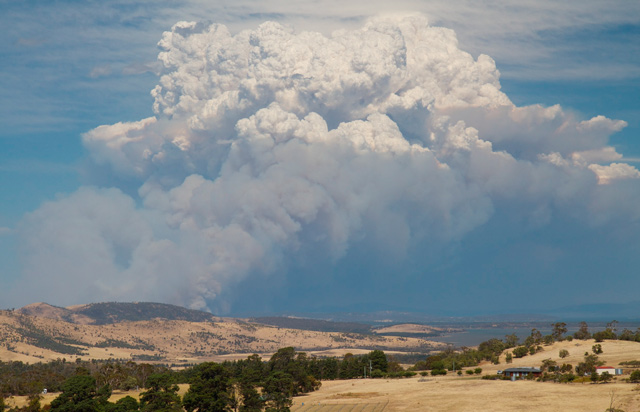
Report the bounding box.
[1,347,409,412]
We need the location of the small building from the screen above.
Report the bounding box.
[502,367,542,379]
[596,366,623,376]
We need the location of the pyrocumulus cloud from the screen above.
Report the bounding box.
[14,15,638,312]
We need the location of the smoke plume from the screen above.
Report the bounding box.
[14,15,638,312]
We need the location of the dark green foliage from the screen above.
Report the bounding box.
[618,328,640,342]
[368,350,388,373]
[263,371,294,411]
[430,369,446,376]
[576,354,603,376]
[474,368,482,375]
[10,317,87,355]
[238,381,264,412]
[505,352,513,363]
[630,370,640,382]
[104,396,139,412]
[139,373,182,412]
[504,334,519,349]
[593,329,617,342]
[513,346,528,358]
[593,344,603,354]
[0,359,165,397]
[600,372,613,383]
[541,359,557,372]
[559,349,569,358]
[50,375,111,412]
[183,363,232,412]
[619,360,640,367]
[574,322,591,340]
[551,322,567,341]
[481,374,503,380]
[72,302,215,325]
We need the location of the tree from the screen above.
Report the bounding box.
[368,350,388,373]
[574,322,591,340]
[541,359,557,372]
[594,329,617,342]
[593,344,603,355]
[105,396,139,412]
[504,334,519,348]
[559,349,569,359]
[263,371,294,412]
[183,363,232,412]
[552,322,568,341]
[577,354,602,376]
[22,394,42,412]
[139,373,182,412]
[505,352,513,364]
[239,354,265,385]
[513,346,528,358]
[50,375,111,412]
[600,372,613,384]
[238,381,264,412]
[630,370,640,383]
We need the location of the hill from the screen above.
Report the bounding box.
[286,339,640,412]
[17,302,216,325]
[0,302,445,365]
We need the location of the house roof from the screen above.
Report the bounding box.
[596,366,615,369]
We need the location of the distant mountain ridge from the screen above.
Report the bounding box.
[18,302,216,325]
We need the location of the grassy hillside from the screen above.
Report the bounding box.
[1,303,445,365]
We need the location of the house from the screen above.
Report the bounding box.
[501,367,542,379]
[596,366,623,376]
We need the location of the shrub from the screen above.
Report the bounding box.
[430,369,447,376]
[481,374,502,380]
[513,346,528,358]
[559,349,569,359]
[630,370,640,383]
[474,368,482,375]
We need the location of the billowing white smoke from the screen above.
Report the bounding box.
[15,15,637,311]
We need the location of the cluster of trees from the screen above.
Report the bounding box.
[0,359,164,397]
[219,348,409,381]
[507,323,570,361]
[411,338,506,374]
[1,347,409,412]
[573,320,640,343]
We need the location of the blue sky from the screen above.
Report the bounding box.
[1,1,639,315]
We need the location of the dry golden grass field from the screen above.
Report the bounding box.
[288,340,640,412]
[289,375,640,412]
